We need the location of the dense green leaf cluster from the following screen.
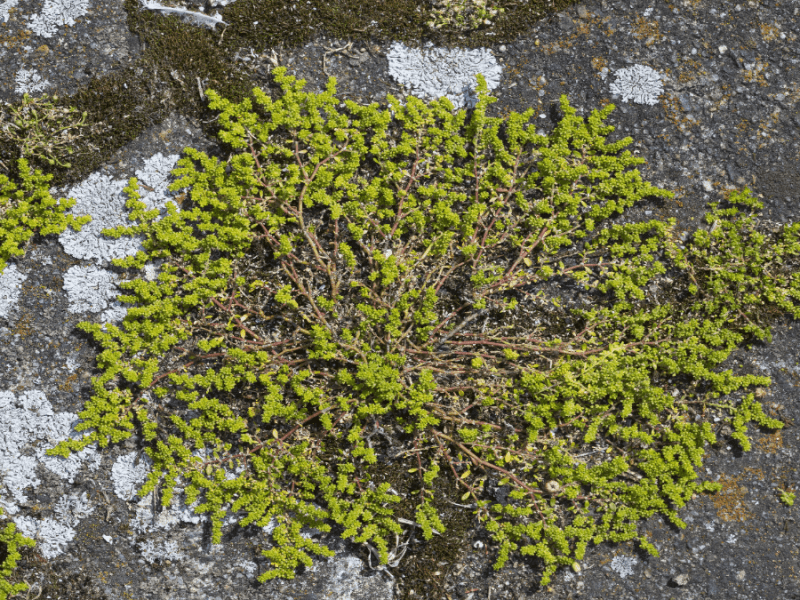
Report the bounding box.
[39,67,799,587]
[0,156,91,277]
[0,508,36,600]
[0,92,105,276]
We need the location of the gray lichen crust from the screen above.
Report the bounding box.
[33,67,800,588]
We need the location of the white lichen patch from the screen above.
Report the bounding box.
[137,538,188,564]
[0,390,102,559]
[53,491,96,528]
[62,264,129,318]
[57,170,149,261]
[14,68,50,96]
[0,0,19,23]
[25,0,91,39]
[302,553,394,600]
[608,64,665,105]
[386,41,503,110]
[0,390,102,514]
[610,554,638,579]
[0,262,26,319]
[61,262,143,331]
[11,514,79,559]
[110,451,154,503]
[58,152,185,263]
[142,259,164,282]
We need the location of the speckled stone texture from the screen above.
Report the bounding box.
[0,0,799,599]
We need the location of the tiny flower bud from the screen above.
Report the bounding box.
[544,480,561,494]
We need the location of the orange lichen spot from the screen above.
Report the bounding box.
[58,372,81,393]
[753,430,784,455]
[709,466,765,523]
[591,56,608,74]
[630,15,666,47]
[10,309,34,338]
[759,22,782,43]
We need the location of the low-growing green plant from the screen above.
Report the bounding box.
[0,92,111,175]
[0,156,92,276]
[777,488,795,507]
[44,67,800,588]
[0,91,106,276]
[0,508,36,600]
[425,0,506,32]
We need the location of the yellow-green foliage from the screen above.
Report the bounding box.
[0,92,96,276]
[778,488,795,506]
[0,92,108,173]
[43,67,799,587]
[0,156,91,276]
[426,0,506,32]
[0,508,36,600]
[0,0,583,215]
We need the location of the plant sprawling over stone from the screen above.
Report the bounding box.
[0,91,105,276]
[0,155,92,277]
[0,507,36,600]
[45,67,800,587]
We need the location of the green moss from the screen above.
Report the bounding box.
[426,0,509,33]
[33,68,800,596]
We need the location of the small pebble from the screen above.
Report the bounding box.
[672,573,689,586]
